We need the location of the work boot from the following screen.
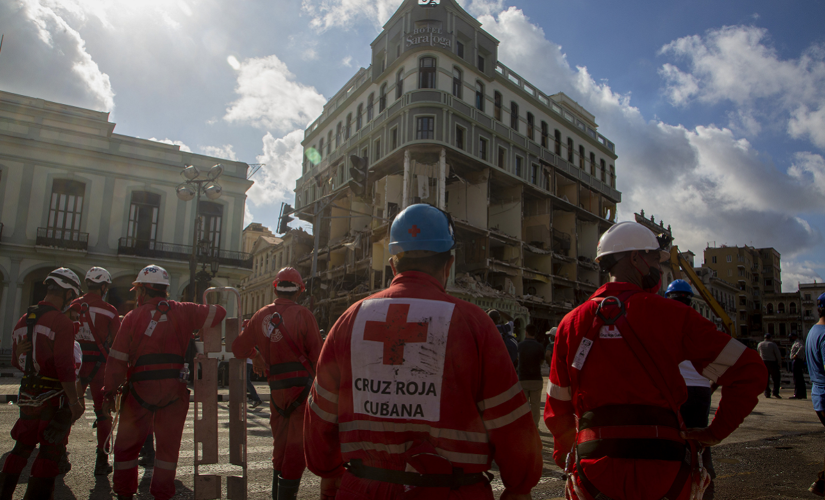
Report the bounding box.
[809,470,825,496]
[271,470,281,500]
[94,450,112,475]
[22,476,55,499]
[0,472,21,500]
[277,475,301,500]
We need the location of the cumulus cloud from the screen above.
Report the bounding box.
[781,260,824,292]
[200,144,238,161]
[476,6,824,260]
[247,130,305,210]
[2,0,115,111]
[223,54,326,133]
[301,0,403,31]
[658,25,825,144]
[148,137,192,152]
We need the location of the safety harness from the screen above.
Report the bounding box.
[17,304,66,407]
[345,459,492,489]
[267,305,314,418]
[566,291,697,500]
[77,302,111,386]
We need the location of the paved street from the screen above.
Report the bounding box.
[0,384,822,499]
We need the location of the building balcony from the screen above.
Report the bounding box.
[117,237,253,269]
[36,227,89,251]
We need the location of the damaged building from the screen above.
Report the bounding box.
[291,0,621,335]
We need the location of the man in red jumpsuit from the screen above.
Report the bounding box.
[72,266,121,475]
[102,264,226,500]
[232,267,323,500]
[0,268,86,499]
[304,203,542,500]
[544,222,767,500]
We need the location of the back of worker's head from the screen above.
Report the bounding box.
[388,204,455,279]
[487,309,501,324]
[273,267,305,300]
[595,222,669,287]
[666,279,693,306]
[525,324,537,338]
[818,292,825,318]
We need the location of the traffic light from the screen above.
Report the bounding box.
[349,155,369,198]
[278,203,294,234]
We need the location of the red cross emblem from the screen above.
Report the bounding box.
[363,304,428,365]
[408,225,421,238]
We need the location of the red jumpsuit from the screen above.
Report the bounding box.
[232,298,322,480]
[4,302,77,478]
[544,282,767,500]
[72,292,120,451]
[304,272,542,499]
[103,298,225,500]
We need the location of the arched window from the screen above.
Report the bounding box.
[790,302,797,314]
[379,84,387,112]
[418,58,436,89]
[767,303,774,314]
[590,152,596,175]
[356,104,363,131]
[778,302,785,313]
[345,114,352,140]
[541,121,548,148]
[318,137,324,159]
[452,66,462,97]
[475,81,484,111]
[567,138,574,163]
[396,69,405,98]
[554,129,561,155]
[494,92,502,121]
[335,122,342,148]
[326,131,332,156]
[579,145,585,169]
[527,113,534,140]
[768,323,775,335]
[367,93,374,121]
[510,102,519,130]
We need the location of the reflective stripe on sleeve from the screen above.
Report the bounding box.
[313,379,339,404]
[90,307,115,319]
[482,403,531,431]
[476,382,523,412]
[340,441,489,465]
[339,420,488,443]
[547,382,572,401]
[12,327,27,342]
[701,339,747,382]
[309,394,338,424]
[202,305,218,330]
[109,349,129,361]
[33,325,55,341]
[155,459,176,470]
[114,459,138,470]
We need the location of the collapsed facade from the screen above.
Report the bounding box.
[292,0,621,335]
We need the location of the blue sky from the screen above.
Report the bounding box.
[1,0,823,289]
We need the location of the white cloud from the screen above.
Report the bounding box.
[781,260,824,292]
[301,0,403,31]
[303,48,319,60]
[342,55,353,67]
[149,137,192,152]
[200,144,238,161]
[659,25,825,144]
[227,55,241,70]
[248,130,305,209]
[475,6,825,260]
[223,54,326,133]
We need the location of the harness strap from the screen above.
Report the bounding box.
[267,304,315,418]
[23,304,57,377]
[270,361,306,375]
[128,383,177,413]
[345,459,492,489]
[577,426,683,444]
[271,383,312,419]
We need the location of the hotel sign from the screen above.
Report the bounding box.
[418,0,440,6]
[406,24,451,49]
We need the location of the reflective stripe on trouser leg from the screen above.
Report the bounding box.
[1,443,34,475]
[150,395,189,500]
[270,400,307,480]
[113,393,153,497]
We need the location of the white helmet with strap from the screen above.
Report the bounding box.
[596,222,669,263]
[85,267,112,284]
[131,264,170,291]
[44,268,82,295]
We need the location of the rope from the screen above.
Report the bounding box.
[16,389,64,407]
[104,390,123,456]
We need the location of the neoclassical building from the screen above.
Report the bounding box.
[292,0,620,333]
[0,91,253,362]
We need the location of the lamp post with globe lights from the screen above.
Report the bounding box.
[176,164,224,303]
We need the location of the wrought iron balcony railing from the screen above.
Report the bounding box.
[118,237,253,269]
[36,227,89,251]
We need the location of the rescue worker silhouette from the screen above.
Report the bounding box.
[232,267,323,500]
[102,264,226,500]
[304,203,542,500]
[71,266,121,476]
[0,268,86,500]
[544,222,767,500]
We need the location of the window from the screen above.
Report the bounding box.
[494,92,502,121]
[545,172,551,191]
[479,137,488,160]
[396,69,405,99]
[367,94,375,121]
[778,303,786,313]
[318,138,324,160]
[609,165,615,187]
[579,145,585,169]
[765,278,773,287]
[127,191,160,247]
[515,156,523,177]
[416,117,434,140]
[374,139,381,160]
[498,147,506,169]
[726,255,732,263]
[510,102,519,130]
[326,131,332,156]
[790,302,797,314]
[779,323,786,336]
[47,179,86,240]
[554,129,561,155]
[335,122,342,148]
[391,128,398,149]
[199,201,223,252]
[418,58,437,89]
[712,256,717,264]
[475,81,484,111]
[531,164,538,184]
[541,121,548,148]
[590,152,596,175]
[477,55,485,72]
[567,138,574,163]
[379,84,387,112]
[456,41,465,59]
[452,67,462,98]
[356,105,363,131]
[345,114,352,140]
[600,159,606,181]
[526,113,534,140]
[456,126,465,150]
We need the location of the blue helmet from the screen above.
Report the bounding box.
[388,204,455,256]
[818,292,825,308]
[666,279,693,297]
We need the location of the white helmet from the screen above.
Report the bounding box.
[131,264,170,291]
[85,267,112,284]
[44,268,82,295]
[596,222,669,263]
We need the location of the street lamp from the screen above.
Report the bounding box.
[176,164,224,303]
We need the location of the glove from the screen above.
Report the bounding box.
[43,407,74,444]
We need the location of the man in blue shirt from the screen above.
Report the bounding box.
[805,292,825,496]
